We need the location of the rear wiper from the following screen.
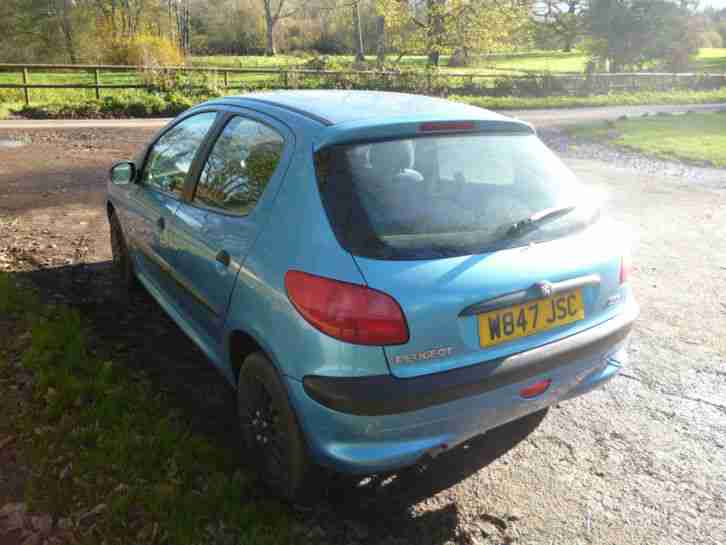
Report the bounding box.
[504,205,577,240]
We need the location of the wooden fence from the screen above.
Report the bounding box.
[1,63,725,105]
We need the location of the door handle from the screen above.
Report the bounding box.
[215,250,231,267]
[157,217,165,231]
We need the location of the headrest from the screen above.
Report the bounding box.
[368,140,414,179]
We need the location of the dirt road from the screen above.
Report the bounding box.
[1,125,725,545]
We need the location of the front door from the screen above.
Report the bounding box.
[125,111,218,296]
[169,112,291,342]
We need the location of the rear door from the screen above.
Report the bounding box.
[315,128,627,378]
[168,111,292,342]
[124,111,218,295]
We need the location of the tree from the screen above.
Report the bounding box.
[191,0,265,55]
[352,0,365,62]
[260,0,299,55]
[588,0,698,72]
[375,0,530,67]
[534,0,587,52]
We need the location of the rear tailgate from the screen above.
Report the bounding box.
[354,220,629,378]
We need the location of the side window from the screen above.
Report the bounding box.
[193,116,285,215]
[141,112,217,197]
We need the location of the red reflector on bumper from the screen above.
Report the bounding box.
[520,379,552,399]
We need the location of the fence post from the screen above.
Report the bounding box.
[22,67,30,106]
[94,68,101,99]
[224,70,229,89]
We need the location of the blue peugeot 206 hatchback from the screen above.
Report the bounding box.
[107,90,638,500]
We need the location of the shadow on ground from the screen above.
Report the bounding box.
[15,260,547,544]
[0,164,110,214]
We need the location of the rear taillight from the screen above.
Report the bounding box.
[285,271,409,346]
[620,253,632,284]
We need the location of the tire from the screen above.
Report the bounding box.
[237,352,319,503]
[108,210,140,298]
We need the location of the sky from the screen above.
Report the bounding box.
[702,0,726,9]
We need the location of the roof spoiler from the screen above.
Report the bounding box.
[314,119,535,151]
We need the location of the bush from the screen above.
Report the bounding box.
[288,49,316,59]
[104,34,185,67]
[698,31,724,49]
[11,92,199,120]
[448,49,473,68]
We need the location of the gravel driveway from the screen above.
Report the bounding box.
[0,125,724,545]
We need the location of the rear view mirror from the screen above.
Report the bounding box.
[110,161,136,185]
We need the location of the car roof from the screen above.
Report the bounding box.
[219,90,515,127]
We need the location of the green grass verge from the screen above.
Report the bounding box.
[0,273,298,545]
[452,87,726,109]
[568,111,726,167]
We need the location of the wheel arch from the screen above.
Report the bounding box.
[227,327,285,386]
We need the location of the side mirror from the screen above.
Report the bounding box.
[110,161,136,185]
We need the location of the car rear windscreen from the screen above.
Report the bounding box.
[315,133,598,260]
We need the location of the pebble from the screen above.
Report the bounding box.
[21,534,42,545]
[30,514,53,535]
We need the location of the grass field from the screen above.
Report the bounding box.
[1,48,724,90]
[1,47,724,105]
[1,48,725,119]
[691,47,726,72]
[190,51,588,74]
[569,111,726,167]
[191,48,726,74]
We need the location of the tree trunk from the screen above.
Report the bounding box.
[426,0,444,67]
[110,0,117,40]
[352,0,365,63]
[175,0,191,54]
[376,15,385,67]
[59,0,77,63]
[264,12,276,56]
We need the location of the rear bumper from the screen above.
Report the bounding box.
[302,302,637,416]
[287,301,637,474]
